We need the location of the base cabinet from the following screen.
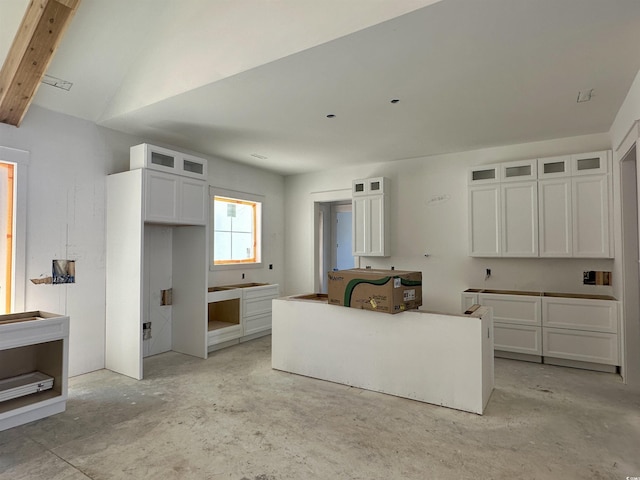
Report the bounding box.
[208,284,279,350]
[462,290,619,370]
[0,312,69,432]
[494,324,542,356]
[543,328,618,365]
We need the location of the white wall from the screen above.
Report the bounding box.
[0,106,138,376]
[609,67,640,385]
[205,157,285,289]
[284,133,613,314]
[0,106,286,377]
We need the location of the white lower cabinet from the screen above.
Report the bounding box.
[494,324,542,356]
[543,328,618,366]
[207,284,279,350]
[0,312,69,432]
[242,284,279,336]
[478,293,542,356]
[462,290,620,370]
[542,296,619,365]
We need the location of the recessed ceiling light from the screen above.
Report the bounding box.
[577,89,594,103]
[250,153,267,160]
[326,114,336,118]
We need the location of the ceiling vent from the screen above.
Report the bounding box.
[41,74,73,91]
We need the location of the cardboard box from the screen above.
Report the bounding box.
[327,268,422,314]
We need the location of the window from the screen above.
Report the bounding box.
[1,162,14,313]
[0,146,28,314]
[211,188,262,267]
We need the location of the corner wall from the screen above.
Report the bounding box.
[284,133,613,314]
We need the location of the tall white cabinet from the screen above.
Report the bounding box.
[106,144,208,380]
[469,150,612,258]
[352,177,390,257]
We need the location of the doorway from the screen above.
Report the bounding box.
[620,145,640,385]
[318,201,355,293]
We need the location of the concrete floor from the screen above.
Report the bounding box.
[1,335,639,480]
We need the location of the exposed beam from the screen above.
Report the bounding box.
[0,0,81,126]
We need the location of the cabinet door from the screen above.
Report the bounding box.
[352,195,387,256]
[538,155,571,178]
[501,181,538,257]
[179,178,207,225]
[468,164,500,184]
[572,175,611,257]
[538,178,572,257]
[144,170,179,223]
[501,159,537,182]
[571,151,608,176]
[468,184,500,256]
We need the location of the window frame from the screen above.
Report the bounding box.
[209,186,263,271]
[0,146,29,313]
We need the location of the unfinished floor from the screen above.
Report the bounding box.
[1,335,639,480]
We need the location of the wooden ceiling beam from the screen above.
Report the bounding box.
[0,0,81,126]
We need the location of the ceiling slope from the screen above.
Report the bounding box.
[0,0,80,126]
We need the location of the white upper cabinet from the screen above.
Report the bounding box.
[500,159,537,182]
[468,164,500,184]
[501,181,538,257]
[538,177,572,257]
[538,155,571,178]
[468,184,501,256]
[131,143,208,180]
[572,174,611,258]
[468,159,537,257]
[468,150,612,258]
[571,151,608,176]
[352,177,389,257]
[142,165,207,226]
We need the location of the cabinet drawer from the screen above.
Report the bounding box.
[243,313,271,336]
[479,294,541,326]
[542,297,618,333]
[243,297,274,317]
[494,323,541,355]
[543,328,618,365]
[243,285,279,300]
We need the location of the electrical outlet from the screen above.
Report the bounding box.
[485,268,491,280]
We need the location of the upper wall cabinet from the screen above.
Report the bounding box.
[469,151,613,258]
[468,159,538,257]
[352,177,390,257]
[130,143,208,180]
[131,144,208,226]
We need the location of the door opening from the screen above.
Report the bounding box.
[621,145,640,386]
[317,201,355,293]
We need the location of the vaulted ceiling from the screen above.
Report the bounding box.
[2,0,640,175]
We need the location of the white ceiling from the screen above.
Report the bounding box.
[2,0,640,175]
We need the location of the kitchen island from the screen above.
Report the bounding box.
[272,295,494,415]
